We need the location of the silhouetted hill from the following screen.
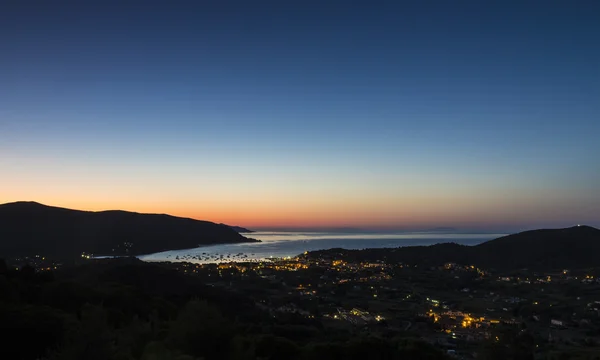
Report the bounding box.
[308,226,600,271]
[474,225,600,270]
[0,201,257,258]
[223,224,254,233]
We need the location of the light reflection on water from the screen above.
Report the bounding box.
[139,232,505,264]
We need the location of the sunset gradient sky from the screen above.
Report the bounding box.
[2,1,599,231]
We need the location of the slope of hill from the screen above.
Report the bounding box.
[308,226,600,271]
[223,225,254,233]
[0,201,257,258]
[474,225,600,270]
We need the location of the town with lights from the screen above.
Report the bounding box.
[4,226,600,359]
[131,248,600,359]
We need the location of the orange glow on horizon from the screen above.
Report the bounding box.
[2,194,596,231]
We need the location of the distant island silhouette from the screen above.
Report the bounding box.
[422,227,458,232]
[0,201,258,259]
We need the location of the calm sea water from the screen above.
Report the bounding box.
[139,231,505,264]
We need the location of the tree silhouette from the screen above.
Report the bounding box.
[167,300,233,359]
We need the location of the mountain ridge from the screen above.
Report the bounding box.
[0,201,258,259]
[308,225,600,271]
[222,224,254,233]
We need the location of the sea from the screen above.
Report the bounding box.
[139,231,506,264]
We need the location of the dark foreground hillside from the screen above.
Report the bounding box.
[0,258,450,360]
[0,201,257,259]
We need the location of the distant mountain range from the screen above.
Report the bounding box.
[0,202,258,258]
[422,227,458,232]
[311,225,600,271]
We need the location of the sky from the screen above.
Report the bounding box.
[1,1,599,232]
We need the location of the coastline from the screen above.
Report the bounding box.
[138,231,502,264]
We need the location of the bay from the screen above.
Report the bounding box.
[139,231,505,264]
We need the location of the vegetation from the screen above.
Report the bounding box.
[0,258,449,360]
[310,226,600,271]
[0,202,257,258]
[2,212,599,359]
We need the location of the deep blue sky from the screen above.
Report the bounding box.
[1,1,599,230]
